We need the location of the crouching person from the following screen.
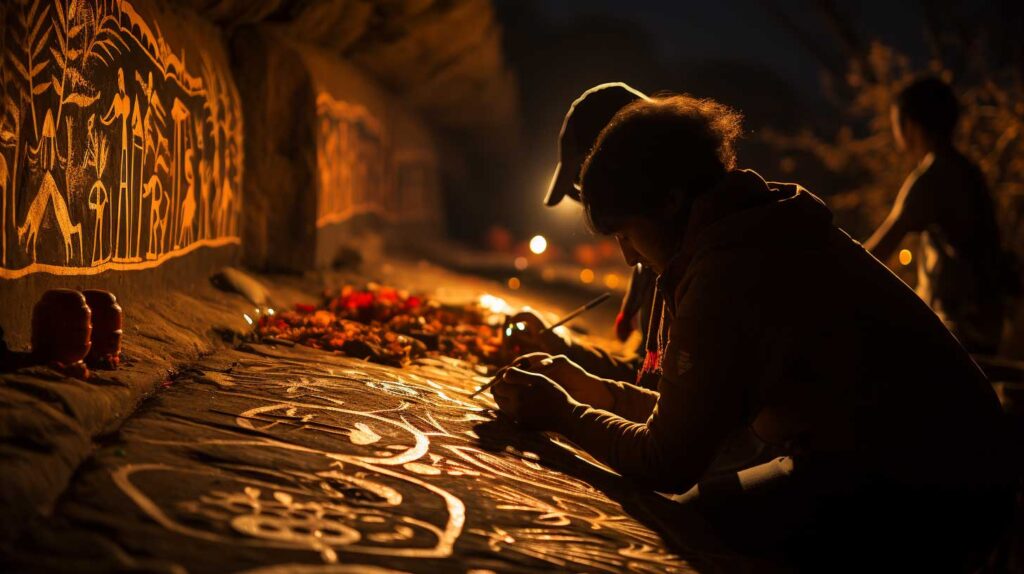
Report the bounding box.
[490,94,1016,570]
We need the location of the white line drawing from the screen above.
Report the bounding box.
[106,346,691,571]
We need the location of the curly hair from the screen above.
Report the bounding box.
[579,94,743,234]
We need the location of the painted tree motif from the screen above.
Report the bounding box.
[0,0,242,278]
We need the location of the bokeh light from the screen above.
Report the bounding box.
[507,277,521,290]
[899,249,913,266]
[579,268,595,284]
[529,235,548,255]
[514,256,528,271]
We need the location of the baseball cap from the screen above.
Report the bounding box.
[544,82,648,207]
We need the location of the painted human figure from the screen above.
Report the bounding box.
[137,71,168,255]
[193,117,211,240]
[101,68,132,260]
[177,147,196,247]
[130,95,145,259]
[88,179,108,264]
[143,174,169,259]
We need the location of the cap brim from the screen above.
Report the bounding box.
[544,160,579,207]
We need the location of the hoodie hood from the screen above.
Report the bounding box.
[658,169,835,308]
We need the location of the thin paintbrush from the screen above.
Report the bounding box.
[470,291,612,399]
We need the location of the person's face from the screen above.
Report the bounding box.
[613,216,674,274]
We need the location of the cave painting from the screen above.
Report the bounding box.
[0,0,242,278]
[315,94,388,228]
[314,94,441,229]
[111,344,692,572]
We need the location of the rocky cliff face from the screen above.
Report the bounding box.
[183,0,520,154]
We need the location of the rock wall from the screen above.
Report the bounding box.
[0,0,243,278]
[0,0,510,338]
[235,27,443,272]
[0,0,243,341]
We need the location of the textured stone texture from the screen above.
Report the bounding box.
[230,25,317,273]
[0,255,727,571]
[0,0,243,334]
[0,265,269,543]
[233,26,444,273]
[179,0,519,153]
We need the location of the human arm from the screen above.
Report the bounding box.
[100,98,118,125]
[501,310,639,382]
[864,168,932,263]
[510,352,658,423]
[494,269,756,493]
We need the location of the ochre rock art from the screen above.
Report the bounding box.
[100,343,694,572]
[315,94,387,228]
[314,93,440,229]
[0,0,242,278]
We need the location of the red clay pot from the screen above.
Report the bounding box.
[31,289,92,365]
[83,289,122,367]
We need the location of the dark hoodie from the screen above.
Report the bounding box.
[559,170,1010,495]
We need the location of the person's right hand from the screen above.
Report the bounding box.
[512,352,614,411]
[500,310,571,358]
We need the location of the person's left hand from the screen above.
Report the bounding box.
[490,367,582,433]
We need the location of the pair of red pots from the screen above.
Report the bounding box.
[31,289,122,368]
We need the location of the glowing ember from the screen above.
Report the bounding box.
[899,249,913,266]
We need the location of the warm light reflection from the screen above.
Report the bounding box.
[243,313,254,325]
[507,277,521,290]
[504,321,528,337]
[479,294,511,314]
[541,268,556,282]
[579,268,595,284]
[529,235,548,255]
[899,249,913,266]
[603,273,620,289]
[514,256,528,271]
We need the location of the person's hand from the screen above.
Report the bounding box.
[490,367,582,432]
[500,310,570,359]
[513,353,614,410]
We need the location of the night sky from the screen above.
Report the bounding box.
[535,0,929,101]
[493,0,933,244]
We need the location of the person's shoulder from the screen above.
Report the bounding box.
[906,153,940,188]
[896,154,944,212]
[672,248,769,314]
